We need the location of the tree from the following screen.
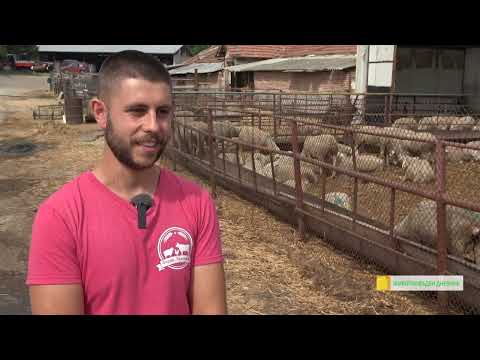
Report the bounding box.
[0,45,7,62]
[6,45,39,59]
[190,45,209,55]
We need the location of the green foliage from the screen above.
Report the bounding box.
[5,45,39,59]
[0,45,7,61]
[190,45,209,55]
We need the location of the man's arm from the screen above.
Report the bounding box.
[30,284,85,315]
[189,263,227,315]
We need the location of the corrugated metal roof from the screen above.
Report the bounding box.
[169,63,224,75]
[38,45,183,54]
[225,55,356,73]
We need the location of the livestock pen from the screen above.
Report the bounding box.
[51,71,480,313]
[169,90,480,313]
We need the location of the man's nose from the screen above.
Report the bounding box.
[143,110,160,132]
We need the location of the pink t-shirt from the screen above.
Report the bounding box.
[26,168,223,315]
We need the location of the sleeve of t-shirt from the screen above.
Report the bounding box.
[192,190,224,267]
[26,204,82,285]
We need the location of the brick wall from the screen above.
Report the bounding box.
[254,69,355,93]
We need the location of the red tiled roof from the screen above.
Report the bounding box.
[280,45,357,57]
[183,45,357,65]
[182,45,223,65]
[227,45,357,59]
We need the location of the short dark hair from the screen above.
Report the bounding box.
[98,50,171,103]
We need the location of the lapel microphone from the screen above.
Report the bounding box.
[130,194,154,229]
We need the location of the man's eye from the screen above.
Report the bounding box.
[129,109,146,115]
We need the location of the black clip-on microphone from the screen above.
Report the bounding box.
[130,194,153,229]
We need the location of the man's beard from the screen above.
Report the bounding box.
[104,112,170,170]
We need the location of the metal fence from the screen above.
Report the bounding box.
[169,90,480,314]
[48,74,480,312]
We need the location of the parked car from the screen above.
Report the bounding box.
[60,59,89,73]
[31,61,53,72]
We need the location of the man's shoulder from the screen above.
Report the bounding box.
[161,167,212,203]
[37,171,90,213]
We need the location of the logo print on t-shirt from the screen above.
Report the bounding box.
[156,227,193,271]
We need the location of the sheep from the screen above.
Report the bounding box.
[463,141,480,162]
[392,117,418,131]
[238,127,280,165]
[449,116,476,131]
[418,116,455,131]
[473,125,480,132]
[352,126,407,163]
[334,152,384,176]
[337,143,353,156]
[242,153,269,175]
[398,153,435,184]
[217,153,239,164]
[263,155,319,185]
[394,200,480,264]
[324,192,352,211]
[387,130,436,167]
[302,134,338,177]
[446,146,469,163]
[212,121,241,138]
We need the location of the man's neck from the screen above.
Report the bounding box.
[93,147,160,201]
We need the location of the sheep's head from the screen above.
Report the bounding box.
[472,227,480,245]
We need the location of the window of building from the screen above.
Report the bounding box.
[414,49,434,69]
[396,47,412,71]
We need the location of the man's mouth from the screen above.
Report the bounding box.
[140,142,159,148]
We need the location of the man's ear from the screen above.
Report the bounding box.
[91,97,108,129]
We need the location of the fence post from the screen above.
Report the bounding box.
[273,94,277,142]
[194,69,199,92]
[435,138,449,312]
[208,109,216,199]
[290,116,305,242]
[351,129,358,231]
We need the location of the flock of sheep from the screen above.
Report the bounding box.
[173,110,480,264]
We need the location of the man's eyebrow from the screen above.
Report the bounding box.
[124,103,149,110]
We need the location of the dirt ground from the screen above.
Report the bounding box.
[0,75,462,314]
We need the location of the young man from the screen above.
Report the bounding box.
[26,50,227,315]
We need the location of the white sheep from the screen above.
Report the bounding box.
[446,146,469,163]
[392,117,418,131]
[217,153,239,163]
[352,126,407,163]
[463,141,480,162]
[242,153,268,175]
[449,116,476,131]
[337,143,353,156]
[418,116,455,131]
[264,155,319,185]
[238,126,280,165]
[334,152,384,176]
[387,130,436,167]
[302,134,338,177]
[394,200,480,264]
[399,153,435,184]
